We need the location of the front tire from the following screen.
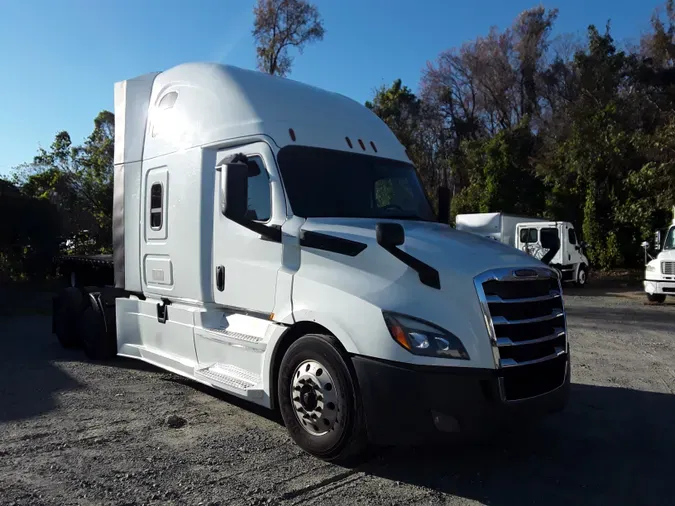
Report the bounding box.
[278,334,368,464]
[575,264,588,287]
[647,293,666,304]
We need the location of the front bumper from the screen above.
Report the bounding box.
[644,279,675,295]
[353,354,570,446]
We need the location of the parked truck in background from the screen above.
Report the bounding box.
[455,212,590,287]
[642,207,675,303]
[51,63,570,463]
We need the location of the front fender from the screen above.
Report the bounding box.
[283,308,360,354]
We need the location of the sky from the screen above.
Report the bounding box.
[0,0,666,177]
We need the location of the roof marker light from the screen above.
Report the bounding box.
[358,139,366,151]
[289,128,296,141]
[370,141,378,153]
[345,137,353,148]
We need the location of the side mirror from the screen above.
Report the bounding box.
[376,222,405,248]
[655,230,662,251]
[219,162,248,220]
[642,240,655,264]
[437,186,450,224]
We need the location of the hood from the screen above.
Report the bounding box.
[657,249,675,261]
[301,217,546,279]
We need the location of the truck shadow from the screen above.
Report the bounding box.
[0,316,86,423]
[361,383,674,505]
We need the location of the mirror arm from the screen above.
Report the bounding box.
[229,216,282,243]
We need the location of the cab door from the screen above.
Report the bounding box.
[566,225,586,266]
[211,142,286,315]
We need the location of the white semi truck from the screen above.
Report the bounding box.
[643,208,675,303]
[52,63,570,463]
[455,212,590,287]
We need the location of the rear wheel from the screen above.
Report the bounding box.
[79,293,117,360]
[647,293,666,304]
[278,334,368,464]
[52,287,85,348]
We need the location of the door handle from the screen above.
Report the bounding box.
[216,265,225,292]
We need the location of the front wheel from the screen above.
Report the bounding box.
[278,334,368,464]
[647,293,666,304]
[575,264,588,287]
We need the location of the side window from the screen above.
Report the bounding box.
[568,228,577,245]
[245,157,271,222]
[374,178,414,209]
[150,183,163,230]
[520,228,538,243]
[146,166,168,241]
[540,227,559,247]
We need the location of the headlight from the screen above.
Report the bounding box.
[646,264,656,272]
[383,312,470,359]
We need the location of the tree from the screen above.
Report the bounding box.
[252,0,325,77]
[365,80,446,204]
[366,79,421,152]
[0,179,60,281]
[452,122,545,217]
[366,4,675,269]
[12,111,115,255]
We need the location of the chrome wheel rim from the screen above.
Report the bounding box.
[291,359,340,436]
[579,269,586,284]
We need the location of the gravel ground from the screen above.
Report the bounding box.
[0,286,673,506]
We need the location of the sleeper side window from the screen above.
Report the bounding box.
[245,157,271,222]
[146,167,168,241]
[150,183,163,230]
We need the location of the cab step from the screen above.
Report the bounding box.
[194,363,263,398]
[195,327,267,352]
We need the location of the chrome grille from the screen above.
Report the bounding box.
[474,267,568,400]
[662,261,675,275]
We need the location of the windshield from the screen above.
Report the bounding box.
[276,146,436,221]
[664,226,675,250]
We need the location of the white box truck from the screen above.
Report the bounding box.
[642,207,675,303]
[52,63,570,463]
[455,212,590,287]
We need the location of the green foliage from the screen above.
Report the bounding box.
[5,111,114,280]
[368,3,675,269]
[12,111,114,257]
[0,180,61,281]
[449,123,545,218]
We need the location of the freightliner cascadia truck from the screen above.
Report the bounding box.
[52,63,570,463]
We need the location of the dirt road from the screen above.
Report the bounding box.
[1,288,673,506]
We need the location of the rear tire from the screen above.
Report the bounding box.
[278,334,368,464]
[53,287,85,348]
[79,293,117,360]
[647,293,666,304]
